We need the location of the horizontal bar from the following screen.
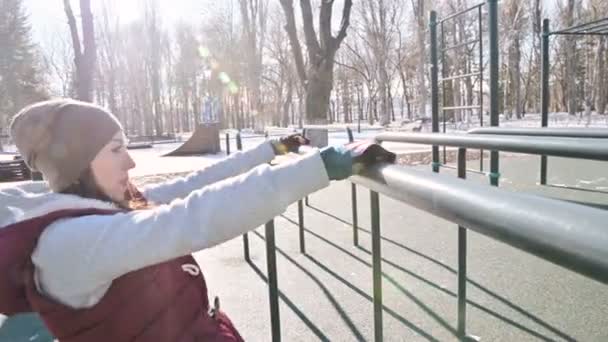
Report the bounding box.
[439,163,487,175]
[441,39,480,52]
[440,72,482,82]
[549,31,608,36]
[375,132,608,161]
[468,127,608,138]
[442,105,482,111]
[551,17,608,35]
[350,164,608,285]
[439,3,485,23]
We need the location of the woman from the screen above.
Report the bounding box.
[0,99,392,341]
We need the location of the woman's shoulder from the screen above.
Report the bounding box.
[1,184,117,228]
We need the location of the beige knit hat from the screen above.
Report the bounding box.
[9,99,123,192]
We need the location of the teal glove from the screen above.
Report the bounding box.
[320,141,396,181]
[320,146,354,181]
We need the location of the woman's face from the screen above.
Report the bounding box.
[90,131,136,203]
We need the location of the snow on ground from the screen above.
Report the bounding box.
[1,113,607,179]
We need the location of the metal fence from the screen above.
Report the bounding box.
[248,131,608,341]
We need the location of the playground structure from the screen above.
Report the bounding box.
[162,123,221,156]
[232,3,608,341]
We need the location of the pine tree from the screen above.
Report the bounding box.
[0,0,48,148]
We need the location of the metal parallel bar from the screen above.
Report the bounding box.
[350,164,608,285]
[457,148,468,337]
[225,133,231,155]
[478,5,484,173]
[375,132,608,161]
[442,105,482,111]
[265,220,281,342]
[570,21,608,33]
[438,163,487,175]
[550,17,608,35]
[541,19,551,186]
[347,127,359,246]
[237,133,250,262]
[351,183,359,246]
[440,71,482,82]
[551,31,608,36]
[468,127,608,138]
[439,2,485,23]
[440,21,447,164]
[298,200,305,253]
[370,190,383,342]
[488,0,500,186]
[441,38,480,52]
[430,11,440,173]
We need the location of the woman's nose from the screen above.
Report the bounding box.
[125,152,136,170]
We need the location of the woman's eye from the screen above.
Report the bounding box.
[112,146,123,153]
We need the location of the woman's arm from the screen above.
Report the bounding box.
[141,141,276,203]
[32,150,329,309]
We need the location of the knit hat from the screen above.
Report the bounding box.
[9,99,123,192]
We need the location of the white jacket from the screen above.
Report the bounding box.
[0,142,329,309]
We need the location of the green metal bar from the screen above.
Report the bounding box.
[440,21,447,164]
[440,72,482,83]
[440,38,480,52]
[265,220,281,342]
[457,148,468,337]
[439,2,485,23]
[238,133,250,261]
[370,190,383,342]
[550,17,608,35]
[351,183,359,246]
[488,0,500,187]
[298,200,305,253]
[430,11,440,173]
[551,31,608,36]
[478,5,484,173]
[541,19,550,186]
[442,105,482,111]
[347,127,359,246]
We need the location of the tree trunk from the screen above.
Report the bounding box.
[565,0,576,115]
[596,38,606,115]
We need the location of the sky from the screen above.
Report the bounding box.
[24,0,559,50]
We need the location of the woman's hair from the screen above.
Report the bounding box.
[60,168,151,210]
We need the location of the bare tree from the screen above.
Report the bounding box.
[279,0,353,123]
[63,0,96,102]
[410,0,428,117]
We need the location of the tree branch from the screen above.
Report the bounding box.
[299,0,321,60]
[334,0,352,47]
[279,0,307,85]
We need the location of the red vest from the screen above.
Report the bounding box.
[0,208,244,342]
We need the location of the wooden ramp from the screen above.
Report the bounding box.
[163,124,220,156]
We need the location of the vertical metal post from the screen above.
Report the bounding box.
[225,133,231,155]
[440,21,447,164]
[238,133,250,261]
[265,220,281,342]
[371,190,383,342]
[457,148,468,337]
[541,19,550,186]
[478,5,485,173]
[430,11,440,173]
[347,127,359,246]
[298,200,305,253]
[488,0,500,187]
[303,128,309,206]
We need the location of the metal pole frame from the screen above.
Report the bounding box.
[540,19,550,186]
[347,127,359,246]
[237,133,251,262]
[370,190,383,342]
[430,11,440,173]
[488,0,500,187]
[265,220,281,341]
[478,5,485,173]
